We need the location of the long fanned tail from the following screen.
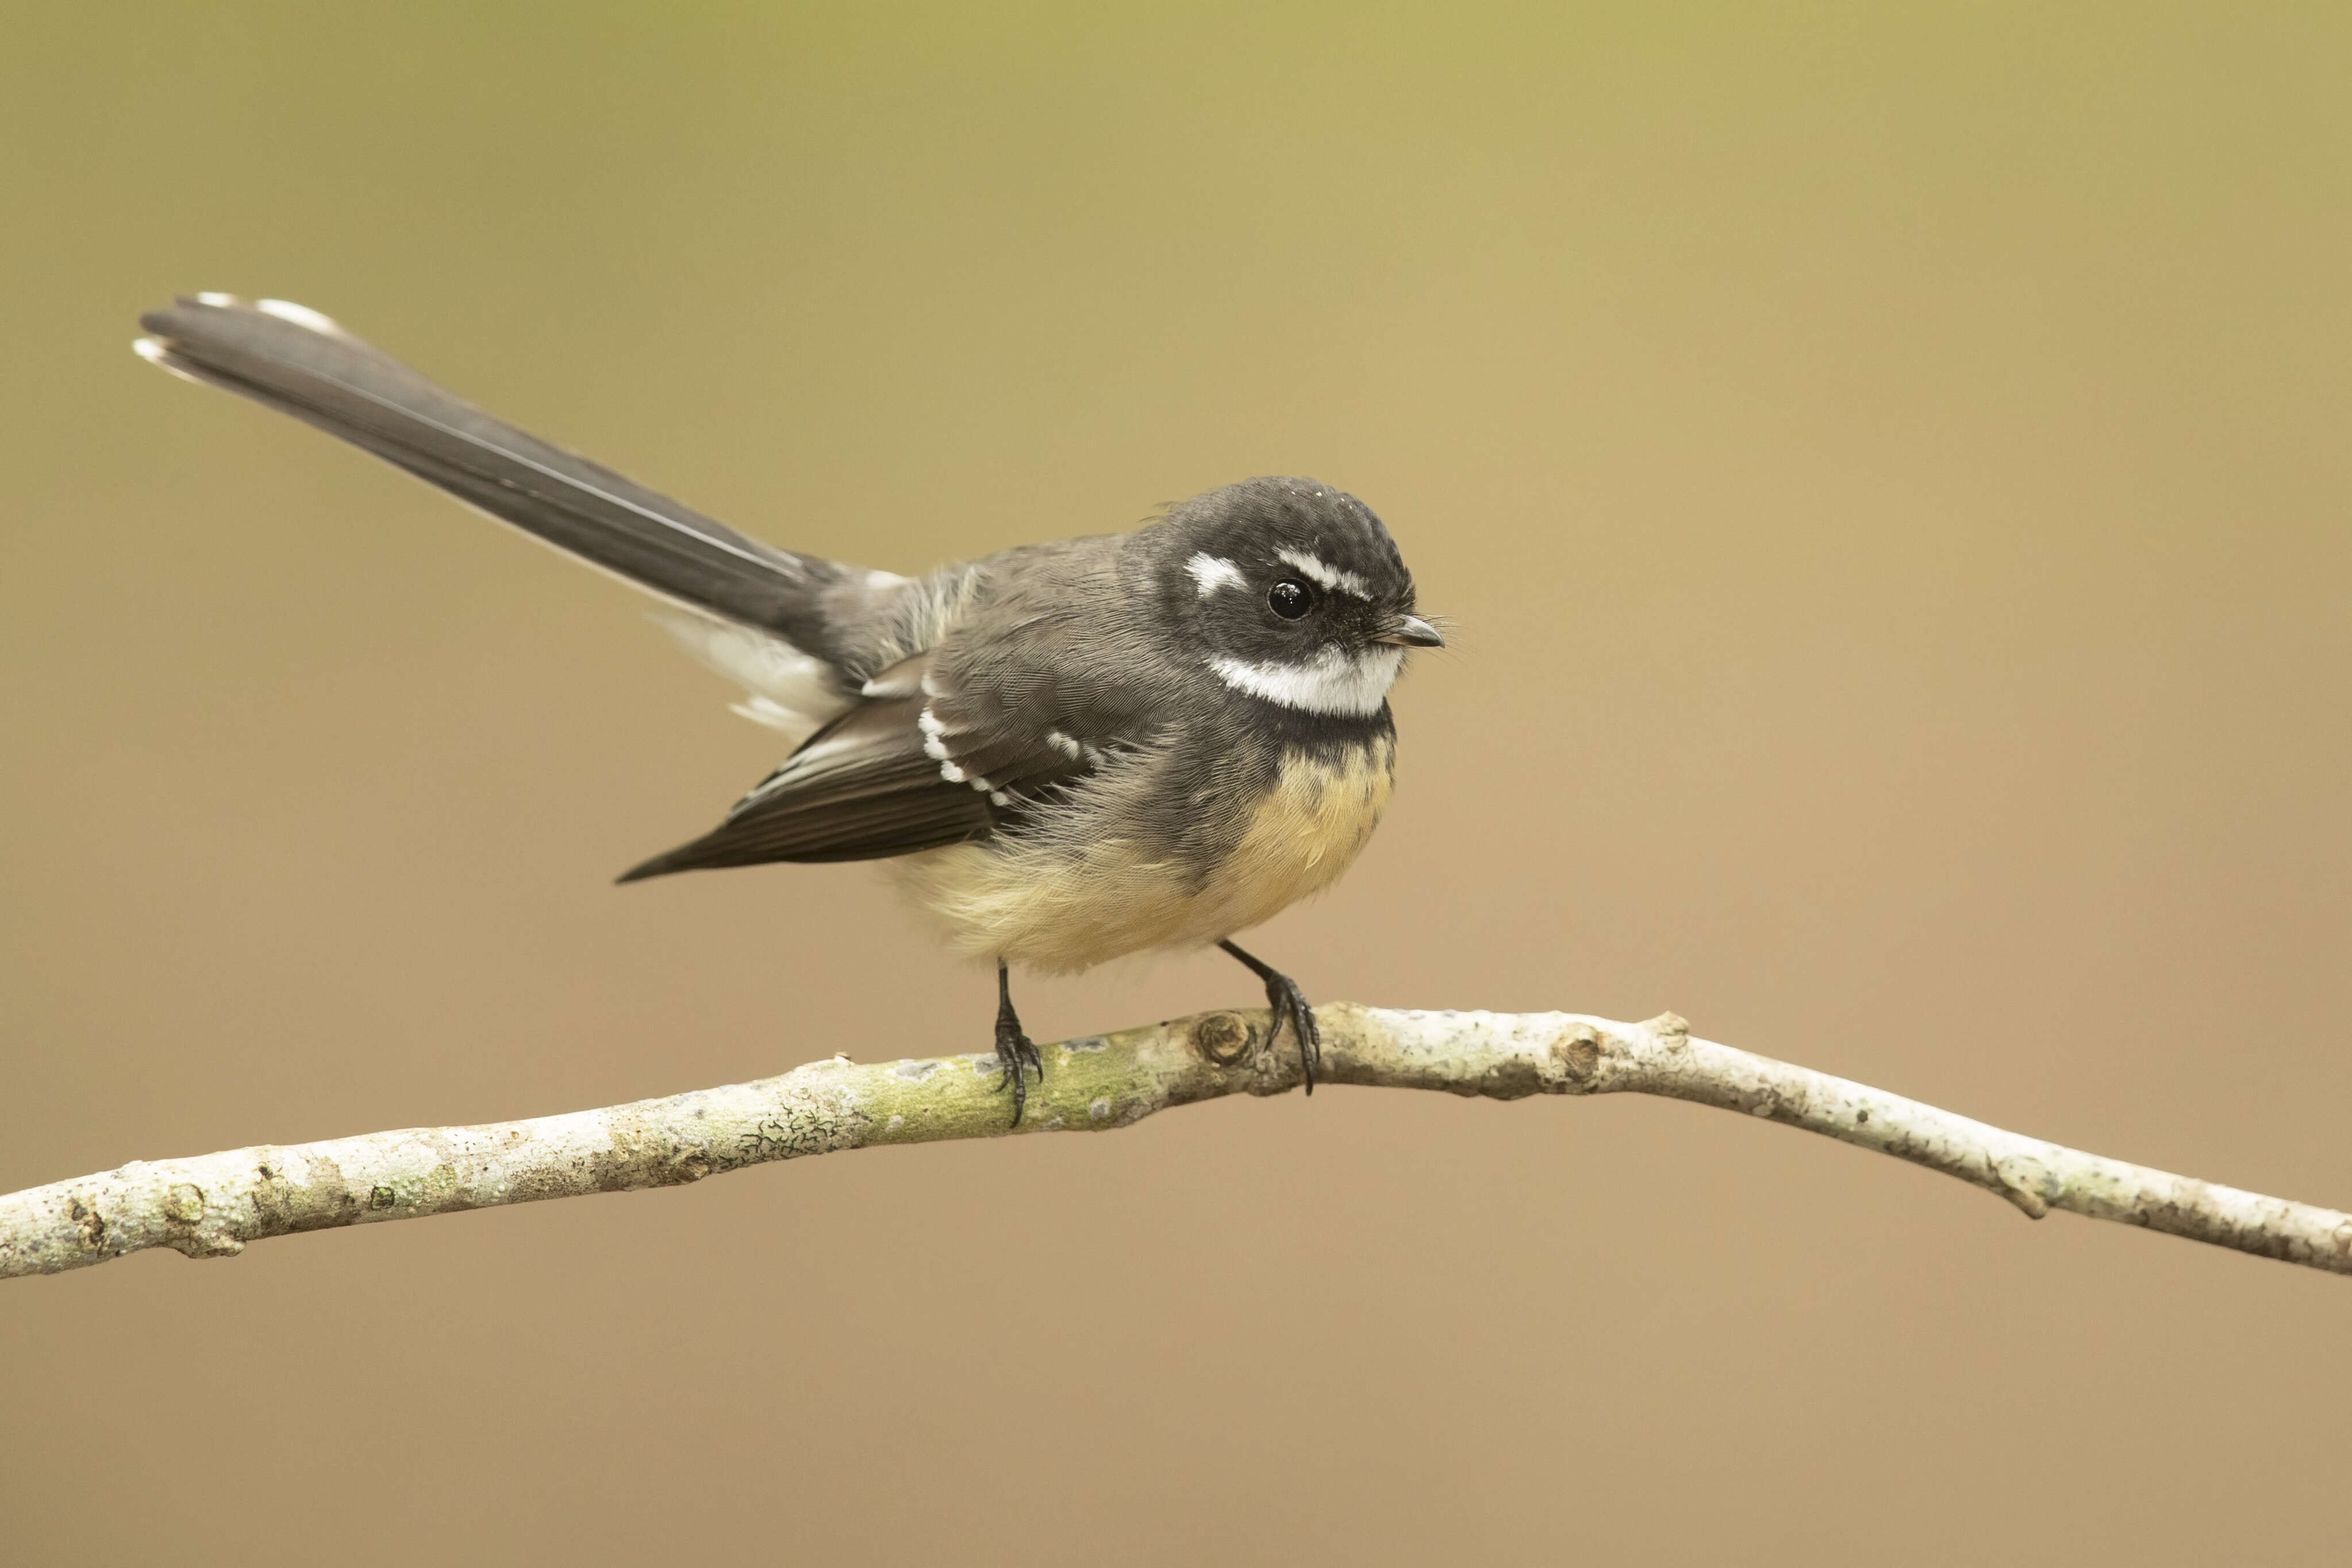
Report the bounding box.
[133,293,999,882]
[133,294,850,647]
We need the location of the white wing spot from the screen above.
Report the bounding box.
[1046,729,1083,761]
[1186,553,1246,596]
[920,705,987,785]
[1277,548,1370,599]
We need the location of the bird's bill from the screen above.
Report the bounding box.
[1371,614,1444,648]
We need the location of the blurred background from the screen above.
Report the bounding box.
[3,5,2347,1563]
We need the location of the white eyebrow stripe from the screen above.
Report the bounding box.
[1186,552,1246,596]
[1208,647,1404,717]
[1277,548,1371,598]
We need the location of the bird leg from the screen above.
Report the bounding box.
[1216,939,1321,1092]
[992,959,1044,1125]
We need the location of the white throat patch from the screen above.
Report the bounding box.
[1209,645,1405,717]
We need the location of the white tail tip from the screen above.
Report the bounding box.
[254,298,348,337]
[132,336,207,387]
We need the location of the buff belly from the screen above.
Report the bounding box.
[890,736,1396,974]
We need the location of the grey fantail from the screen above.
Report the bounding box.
[133,295,1443,1121]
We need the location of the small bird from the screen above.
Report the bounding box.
[133,295,1443,1123]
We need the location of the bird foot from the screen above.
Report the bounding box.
[993,1013,1043,1125]
[990,959,1045,1127]
[1217,939,1322,1093]
[1259,970,1323,1092]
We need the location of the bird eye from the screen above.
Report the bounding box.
[1268,578,1313,620]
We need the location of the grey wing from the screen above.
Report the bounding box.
[134,294,925,737]
[614,639,1144,879]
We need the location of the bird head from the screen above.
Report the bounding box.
[1155,476,1441,718]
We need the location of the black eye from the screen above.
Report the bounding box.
[1268,578,1313,620]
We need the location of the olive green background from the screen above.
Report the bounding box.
[3,5,2347,1563]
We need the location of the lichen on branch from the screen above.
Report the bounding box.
[4,1005,2347,1280]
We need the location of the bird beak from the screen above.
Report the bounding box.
[1371,614,1445,648]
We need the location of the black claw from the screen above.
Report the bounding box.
[1217,939,1321,1092]
[993,960,1043,1127]
[993,1018,1042,1124]
[1271,974,1323,1093]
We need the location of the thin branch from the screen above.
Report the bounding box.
[5,1006,2347,1280]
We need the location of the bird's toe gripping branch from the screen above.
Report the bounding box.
[991,960,1045,1125]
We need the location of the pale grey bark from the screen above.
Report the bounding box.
[5,1006,2347,1279]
